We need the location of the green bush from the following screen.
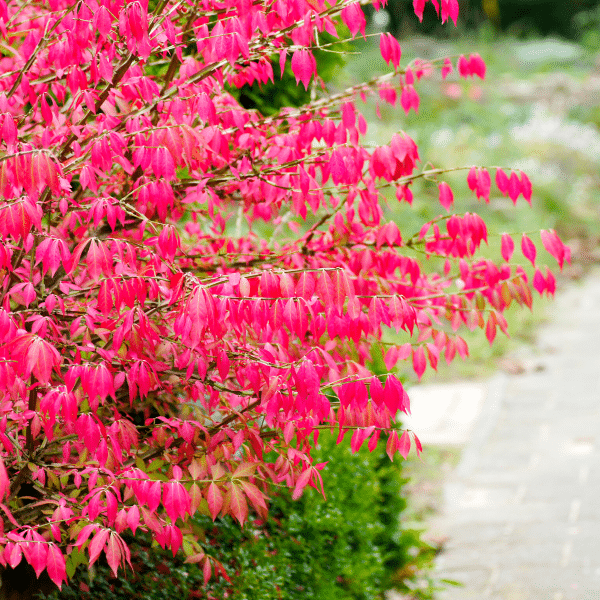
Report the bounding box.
[41,430,438,600]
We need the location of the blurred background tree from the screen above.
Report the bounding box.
[374,0,600,39]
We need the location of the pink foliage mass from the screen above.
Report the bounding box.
[0,0,569,590]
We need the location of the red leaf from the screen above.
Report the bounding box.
[398,431,411,459]
[105,533,122,577]
[438,181,453,210]
[88,528,109,566]
[232,462,258,479]
[27,338,61,384]
[189,484,203,514]
[86,238,112,281]
[500,233,514,262]
[332,270,347,312]
[485,313,497,345]
[521,234,536,266]
[386,431,399,461]
[240,480,268,513]
[206,482,223,521]
[295,271,315,300]
[520,171,532,203]
[507,171,521,203]
[495,168,509,195]
[533,268,546,295]
[292,468,312,500]
[25,531,48,578]
[163,481,191,522]
[225,482,248,525]
[541,229,567,270]
[316,271,335,311]
[290,49,316,90]
[0,457,9,501]
[412,346,426,380]
[46,544,66,589]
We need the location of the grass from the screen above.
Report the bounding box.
[402,445,462,524]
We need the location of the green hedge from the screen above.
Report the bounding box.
[42,430,438,600]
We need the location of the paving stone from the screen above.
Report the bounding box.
[429,271,600,599]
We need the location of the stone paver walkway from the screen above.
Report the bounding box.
[403,382,487,446]
[432,271,600,600]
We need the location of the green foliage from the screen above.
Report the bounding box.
[41,432,438,600]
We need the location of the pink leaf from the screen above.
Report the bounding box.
[206,482,223,521]
[441,57,453,78]
[163,481,191,522]
[290,49,316,90]
[413,432,423,456]
[105,533,122,577]
[412,346,426,380]
[88,528,109,566]
[438,181,454,210]
[540,229,567,270]
[240,480,268,513]
[398,431,411,459]
[27,338,61,384]
[25,530,48,578]
[341,3,366,37]
[329,149,346,186]
[545,267,556,295]
[316,271,335,311]
[501,233,514,262]
[379,33,401,69]
[0,457,9,501]
[521,234,537,266]
[46,544,67,589]
[292,468,312,500]
[520,171,532,203]
[295,271,315,299]
[413,0,426,21]
[457,55,470,78]
[507,171,521,203]
[468,53,486,79]
[495,168,509,195]
[225,482,248,525]
[533,268,546,295]
[485,313,497,345]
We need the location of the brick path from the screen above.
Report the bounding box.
[433,272,600,600]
